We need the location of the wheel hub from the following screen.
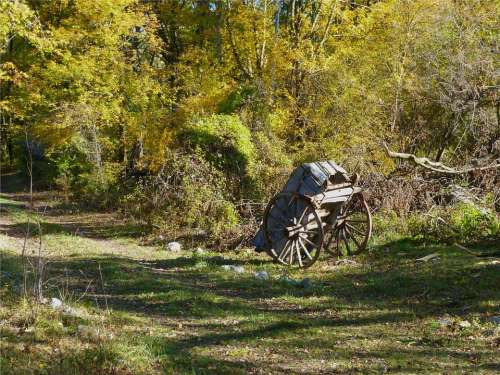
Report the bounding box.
[286,224,304,239]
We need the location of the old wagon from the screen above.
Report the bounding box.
[252,161,372,268]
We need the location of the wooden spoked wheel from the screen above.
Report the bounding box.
[263,193,324,268]
[326,193,372,257]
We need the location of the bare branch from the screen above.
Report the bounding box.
[383,142,500,174]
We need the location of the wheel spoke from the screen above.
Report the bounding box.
[298,238,313,260]
[344,226,361,248]
[297,206,309,224]
[345,222,365,236]
[342,229,352,255]
[296,241,303,267]
[298,229,318,235]
[278,240,292,262]
[341,200,353,215]
[334,227,340,254]
[345,219,368,224]
[301,235,318,248]
[343,209,358,219]
[289,241,295,265]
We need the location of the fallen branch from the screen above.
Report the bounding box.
[455,243,500,258]
[416,253,440,262]
[383,143,500,174]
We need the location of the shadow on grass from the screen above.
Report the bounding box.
[1,237,499,374]
[0,219,150,241]
[2,239,499,318]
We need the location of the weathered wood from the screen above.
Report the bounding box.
[259,160,373,268]
[383,142,500,174]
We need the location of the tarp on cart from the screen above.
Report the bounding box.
[252,161,349,252]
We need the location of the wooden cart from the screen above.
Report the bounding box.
[254,161,372,268]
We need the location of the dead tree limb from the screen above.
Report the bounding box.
[383,143,500,174]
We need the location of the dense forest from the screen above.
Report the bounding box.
[1,0,499,244]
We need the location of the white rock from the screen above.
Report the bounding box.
[166,241,182,252]
[254,271,269,280]
[50,297,63,310]
[459,320,471,328]
[195,247,205,255]
[221,265,245,273]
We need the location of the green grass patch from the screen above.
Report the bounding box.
[1,192,499,374]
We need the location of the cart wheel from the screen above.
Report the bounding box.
[263,192,323,268]
[326,192,372,257]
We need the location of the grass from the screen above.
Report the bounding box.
[1,191,499,374]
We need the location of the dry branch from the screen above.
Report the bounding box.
[383,143,500,174]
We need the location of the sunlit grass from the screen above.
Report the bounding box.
[0,192,499,374]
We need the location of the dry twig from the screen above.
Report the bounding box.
[383,142,500,174]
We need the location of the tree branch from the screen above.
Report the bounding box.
[383,143,500,174]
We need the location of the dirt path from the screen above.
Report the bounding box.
[0,190,156,259]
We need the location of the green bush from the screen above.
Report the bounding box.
[181,114,256,179]
[252,131,292,200]
[120,153,239,242]
[407,203,500,244]
[48,142,122,208]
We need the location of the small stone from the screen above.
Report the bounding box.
[254,271,269,280]
[166,242,182,252]
[221,265,245,273]
[459,320,471,328]
[50,297,63,310]
[232,266,245,273]
[488,316,500,325]
[194,247,205,255]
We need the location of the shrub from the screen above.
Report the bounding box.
[48,142,122,208]
[252,131,293,200]
[407,203,500,244]
[120,153,239,243]
[180,115,256,193]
